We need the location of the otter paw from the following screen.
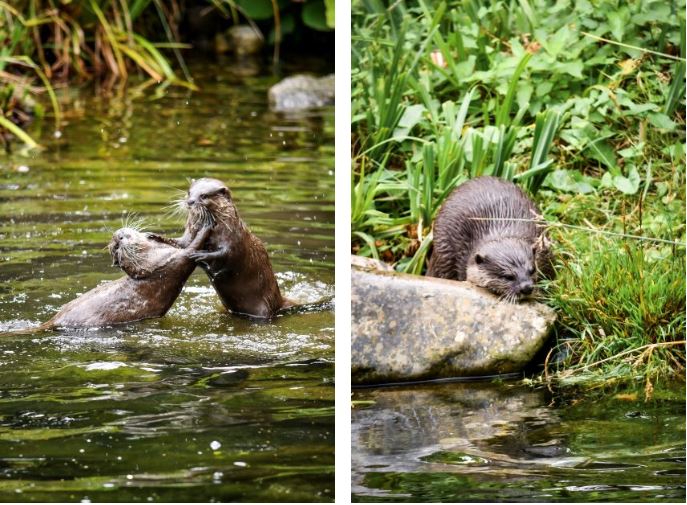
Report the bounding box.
[145,233,165,242]
[189,251,211,262]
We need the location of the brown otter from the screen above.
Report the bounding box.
[150,178,293,319]
[24,225,210,330]
[426,176,553,302]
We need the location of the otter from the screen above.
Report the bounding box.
[426,176,553,301]
[16,225,210,331]
[149,178,293,319]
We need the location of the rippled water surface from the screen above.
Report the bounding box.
[0,57,333,501]
[352,381,685,502]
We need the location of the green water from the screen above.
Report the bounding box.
[352,382,685,502]
[0,57,334,502]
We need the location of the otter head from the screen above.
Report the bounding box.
[184,178,236,230]
[108,227,160,279]
[465,238,538,302]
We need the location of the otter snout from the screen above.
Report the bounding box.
[186,198,197,207]
[114,228,137,243]
[518,281,534,295]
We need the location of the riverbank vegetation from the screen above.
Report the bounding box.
[352,0,685,391]
[0,0,334,150]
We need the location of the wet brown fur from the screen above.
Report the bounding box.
[426,176,553,301]
[41,226,210,329]
[160,177,291,319]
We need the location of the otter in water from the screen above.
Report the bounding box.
[426,176,553,301]
[27,225,210,330]
[151,178,293,319]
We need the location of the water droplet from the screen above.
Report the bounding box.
[54,130,62,139]
[17,165,29,173]
[234,461,247,467]
[210,440,222,450]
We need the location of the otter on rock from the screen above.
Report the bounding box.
[426,176,553,302]
[153,177,293,319]
[32,225,210,330]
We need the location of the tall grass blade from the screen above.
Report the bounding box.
[0,115,39,148]
[495,52,532,127]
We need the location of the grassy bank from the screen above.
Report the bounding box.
[0,0,334,150]
[352,0,686,390]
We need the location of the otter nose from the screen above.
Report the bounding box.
[519,282,534,295]
[187,198,197,207]
[116,230,126,241]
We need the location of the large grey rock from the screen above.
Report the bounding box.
[268,74,335,111]
[351,261,556,384]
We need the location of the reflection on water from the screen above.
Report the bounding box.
[352,382,685,502]
[0,56,333,501]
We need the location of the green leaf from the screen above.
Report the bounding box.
[516,82,533,110]
[587,139,617,169]
[618,143,644,159]
[546,25,571,57]
[611,165,641,195]
[607,7,630,42]
[613,175,638,194]
[556,61,584,78]
[546,169,595,194]
[324,0,335,29]
[236,0,274,20]
[647,112,677,130]
[624,103,659,115]
[392,104,425,140]
[303,1,331,31]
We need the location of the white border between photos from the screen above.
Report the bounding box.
[334,0,352,502]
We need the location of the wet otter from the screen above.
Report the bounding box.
[30,225,210,330]
[151,178,292,319]
[426,176,553,301]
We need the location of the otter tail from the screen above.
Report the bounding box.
[279,296,334,316]
[0,321,52,337]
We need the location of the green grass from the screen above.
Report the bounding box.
[0,0,194,149]
[352,0,686,389]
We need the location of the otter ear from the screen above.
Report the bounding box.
[220,187,231,199]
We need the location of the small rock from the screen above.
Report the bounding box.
[226,25,263,56]
[351,260,556,383]
[268,74,335,111]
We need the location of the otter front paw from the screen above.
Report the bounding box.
[189,251,212,262]
[145,232,165,242]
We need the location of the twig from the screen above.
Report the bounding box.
[468,216,685,247]
[581,32,686,62]
[574,341,686,371]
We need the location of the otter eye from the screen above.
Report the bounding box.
[504,274,516,281]
[200,193,208,199]
[475,254,484,265]
[529,268,535,276]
